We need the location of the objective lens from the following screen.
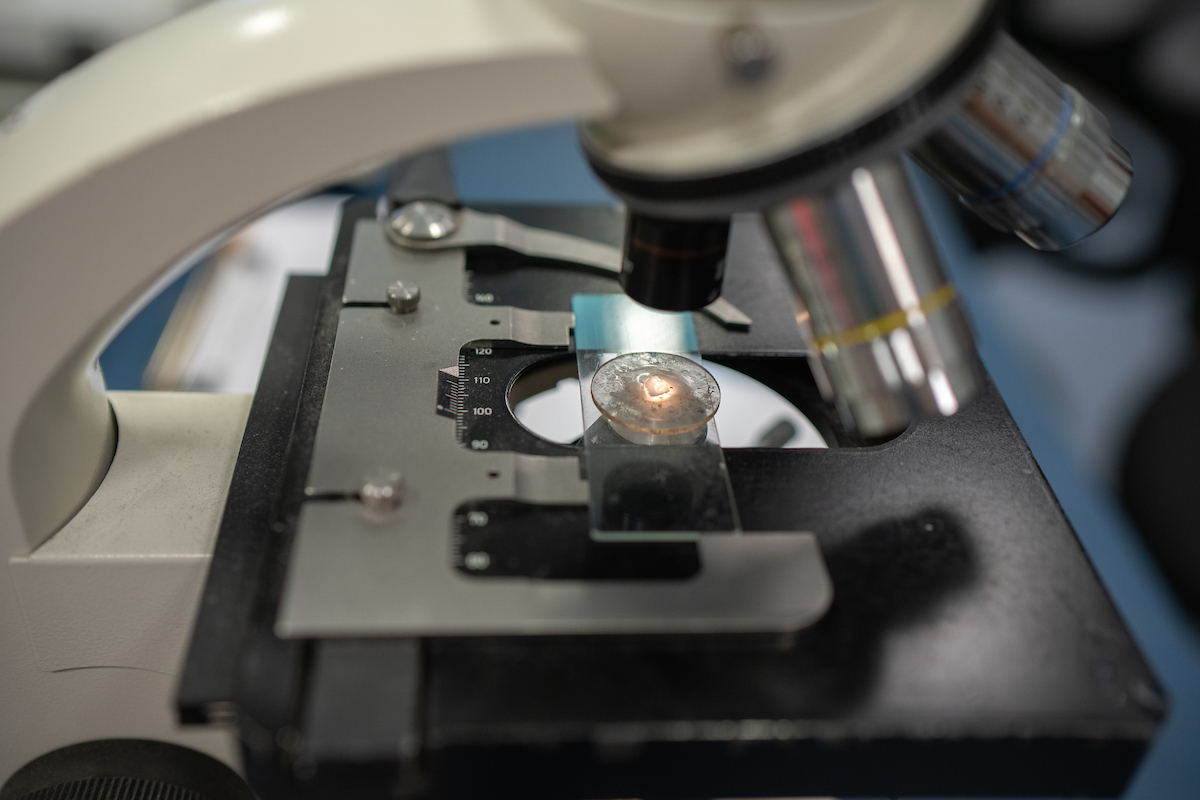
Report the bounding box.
[766,157,981,437]
[909,33,1132,250]
[620,213,731,311]
[590,352,720,445]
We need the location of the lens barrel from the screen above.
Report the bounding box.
[766,158,982,437]
[620,213,731,311]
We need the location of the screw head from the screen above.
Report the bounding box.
[386,281,421,314]
[723,25,775,85]
[361,472,405,514]
[388,200,458,241]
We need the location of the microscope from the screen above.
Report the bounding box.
[0,1,1161,798]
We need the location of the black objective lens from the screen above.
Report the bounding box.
[620,213,731,311]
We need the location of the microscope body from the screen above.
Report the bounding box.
[0,0,1150,796]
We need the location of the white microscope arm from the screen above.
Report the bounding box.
[0,0,615,557]
[0,2,612,777]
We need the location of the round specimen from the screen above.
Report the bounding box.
[591,352,720,437]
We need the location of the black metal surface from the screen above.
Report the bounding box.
[182,200,1163,799]
[421,384,1162,800]
[302,640,422,763]
[425,736,1145,800]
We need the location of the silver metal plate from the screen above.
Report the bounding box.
[390,207,626,275]
[280,503,829,636]
[276,220,832,636]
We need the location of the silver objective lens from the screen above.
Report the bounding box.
[910,33,1132,250]
[766,157,981,438]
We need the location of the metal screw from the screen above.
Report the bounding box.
[388,200,458,242]
[386,281,421,314]
[361,472,404,513]
[464,551,491,570]
[723,25,775,85]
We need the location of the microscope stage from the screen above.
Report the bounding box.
[179,199,1162,800]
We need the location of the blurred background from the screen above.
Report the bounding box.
[2,0,1199,797]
